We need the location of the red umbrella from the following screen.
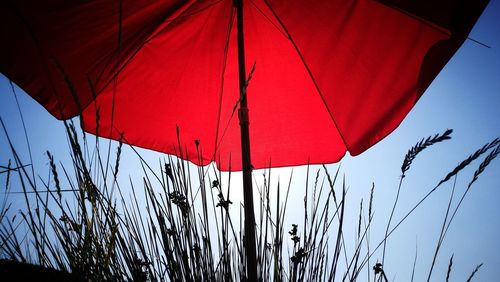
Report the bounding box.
[0,0,488,279]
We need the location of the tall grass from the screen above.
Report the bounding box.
[0,116,498,281]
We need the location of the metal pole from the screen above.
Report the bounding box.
[235,0,258,280]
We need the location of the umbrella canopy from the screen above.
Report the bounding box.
[0,0,488,171]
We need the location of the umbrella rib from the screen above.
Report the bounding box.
[144,0,225,45]
[375,2,450,36]
[262,0,351,152]
[93,0,224,99]
[248,0,288,39]
[212,2,236,162]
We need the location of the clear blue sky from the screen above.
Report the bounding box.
[1,2,499,281]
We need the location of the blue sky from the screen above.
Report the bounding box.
[1,1,499,281]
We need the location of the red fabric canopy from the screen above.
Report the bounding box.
[0,0,487,170]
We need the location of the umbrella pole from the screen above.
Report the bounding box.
[235,0,258,280]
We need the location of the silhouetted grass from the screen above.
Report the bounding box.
[0,115,498,281]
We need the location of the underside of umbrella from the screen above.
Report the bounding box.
[0,0,488,171]
[1,1,489,280]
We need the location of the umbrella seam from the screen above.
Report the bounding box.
[89,0,228,166]
[213,3,236,163]
[144,0,225,44]
[92,0,221,103]
[90,1,198,100]
[374,1,451,36]
[262,0,351,153]
[249,0,288,39]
